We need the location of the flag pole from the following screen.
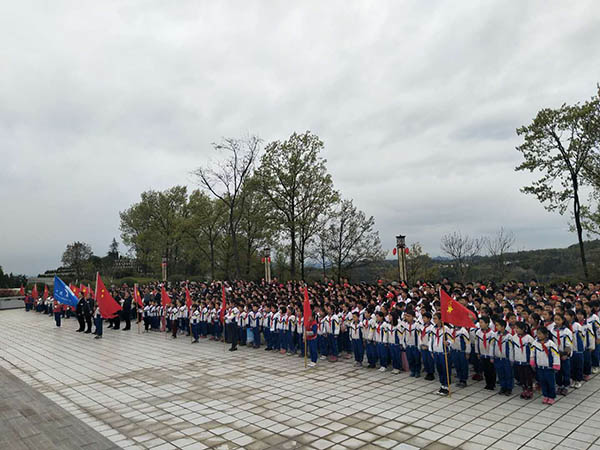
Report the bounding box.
[304,322,308,369]
[442,320,452,398]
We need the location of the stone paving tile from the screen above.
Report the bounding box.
[2,309,600,450]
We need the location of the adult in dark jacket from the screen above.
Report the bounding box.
[122,292,132,330]
[84,295,93,333]
[75,294,86,332]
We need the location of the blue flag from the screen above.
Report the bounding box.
[53,276,79,307]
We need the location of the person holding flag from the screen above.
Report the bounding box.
[439,289,477,396]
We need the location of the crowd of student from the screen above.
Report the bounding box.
[24,278,600,403]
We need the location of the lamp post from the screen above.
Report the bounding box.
[264,248,271,283]
[161,257,167,282]
[396,235,407,284]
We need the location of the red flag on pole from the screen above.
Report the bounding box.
[220,284,226,324]
[32,284,39,299]
[161,285,172,307]
[185,285,192,310]
[80,284,88,297]
[95,273,122,319]
[19,285,25,296]
[303,287,312,331]
[70,284,81,298]
[42,285,49,300]
[134,284,144,308]
[440,289,476,328]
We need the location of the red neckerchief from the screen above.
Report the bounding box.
[435,327,441,346]
[452,329,456,339]
[518,335,524,350]
[421,324,428,338]
[498,332,504,350]
[556,328,561,348]
[541,340,549,356]
[482,330,489,349]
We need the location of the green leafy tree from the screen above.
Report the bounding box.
[184,190,226,280]
[119,186,188,278]
[257,131,337,279]
[62,241,93,280]
[516,88,600,279]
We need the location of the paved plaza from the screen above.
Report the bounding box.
[1,310,600,450]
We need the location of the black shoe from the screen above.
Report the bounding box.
[94,335,102,339]
[368,364,376,369]
[425,373,435,381]
[484,385,495,390]
[122,328,130,331]
[436,387,449,396]
[229,347,238,352]
[192,340,198,343]
[504,390,512,396]
[84,330,91,334]
[498,389,506,395]
[76,329,83,332]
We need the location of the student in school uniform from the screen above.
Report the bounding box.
[170,302,179,338]
[365,307,378,369]
[190,304,200,343]
[584,302,600,374]
[531,326,561,404]
[566,310,584,389]
[179,301,189,336]
[239,306,248,347]
[94,301,103,339]
[390,313,404,374]
[226,302,241,351]
[286,306,297,355]
[492,319,514,395]
[512,321,535,399]
[552,313,573,395]
[402,310,422,377]
[249,304,261,348]
[200,302,209,338]
[296,309,305,358]
[429,313,452,396]
[450,324,470,388]
[263,305,273,350]
[272,306,283,353]
[317,308,329,360]
[577,310,594,380]
[419,312,435,381]
[143,303,151,332]
[349,311,364,366]
[306,313,319,367]
[475,316,496,390]
[327,305,340,362]
[374,312,392,372]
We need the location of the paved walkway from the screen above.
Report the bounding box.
[1,310,600,450]
[0,362,119,450]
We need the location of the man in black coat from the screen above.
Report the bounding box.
[84,294,93,333]
[75,294,86,332]
[122,291,132,331]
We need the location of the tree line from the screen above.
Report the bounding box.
[119,131,384,282]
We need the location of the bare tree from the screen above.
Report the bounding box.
[440,231,483,281]
[485,228,516,280]
[193,136,261,279]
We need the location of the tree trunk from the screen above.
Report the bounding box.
[573,188,589,279]
[209,240,215,280]
[229,212,241,278]
[290,226,297,279]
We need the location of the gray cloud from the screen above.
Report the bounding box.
[1,0,599,275]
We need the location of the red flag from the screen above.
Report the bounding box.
[220,285,226,324]
[95,273,122,319]
[134,284,144,308]
[42,285,49,300]
[440,289,476,329]
[88,284,94,298]
[19,285,25,296]
[70,284,81,298]
[161,285,172,307]
[185,285,192,310]
[32,284,39,299]
[303,287,312,331]
[80,284,87,296]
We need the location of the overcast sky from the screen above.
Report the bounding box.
[1,1,599,276]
